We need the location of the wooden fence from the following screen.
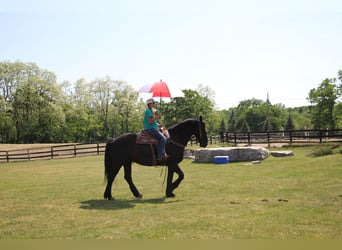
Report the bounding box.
[1,129,342,163]
[209,129,342,146]
[0,142,106,163]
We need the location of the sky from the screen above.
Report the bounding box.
[1,0,342,109]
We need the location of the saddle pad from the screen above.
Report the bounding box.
[136,130,158,144]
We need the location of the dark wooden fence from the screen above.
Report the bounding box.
[1,129,342,163]
[0,142,106,163]
[209,129,342,146]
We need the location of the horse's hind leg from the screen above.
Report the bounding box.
[123,161,143,198]
[104,165,121,200]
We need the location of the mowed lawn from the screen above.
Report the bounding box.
[0,146,341,239]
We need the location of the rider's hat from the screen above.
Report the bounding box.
[146,98,155,105]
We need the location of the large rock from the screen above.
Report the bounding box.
[270,151,295,157]
[194,147,270,163]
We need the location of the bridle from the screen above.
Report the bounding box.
[168,117,205,148]
[198,119,203,145]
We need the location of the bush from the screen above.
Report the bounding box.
[310,146,334,157]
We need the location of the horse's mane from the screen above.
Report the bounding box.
[167,118,197,131]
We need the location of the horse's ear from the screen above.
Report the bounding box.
[199,115,203,122]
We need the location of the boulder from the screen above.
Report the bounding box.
[270,151,295,157]
[194,147,270,163]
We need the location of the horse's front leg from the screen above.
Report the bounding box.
[166,163,184,198]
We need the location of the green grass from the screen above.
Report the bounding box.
[0,146,341,239]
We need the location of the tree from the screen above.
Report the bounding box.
[61,79,94,142]
[284,113,295,131]
[162,86,217,134]
[11,64,65,142]
[308,78,339,129]
[90,77,115,140]
[232,99,286,132]
[0,61,28,142]
[227,109,236,132]
[238,117,251,133]
[0,61,27,103]
[111,81,142,136]
[0,62,67,142]
[334,102,342,128]
[219,117,226,131]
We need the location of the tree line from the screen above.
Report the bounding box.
[0,61,341,143]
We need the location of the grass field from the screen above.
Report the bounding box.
[0,146,341,239]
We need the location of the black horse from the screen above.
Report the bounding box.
[103,116,208,200]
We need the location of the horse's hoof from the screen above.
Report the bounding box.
[136,194,143,199]
[166,193,176,198]
[104,196,114,200]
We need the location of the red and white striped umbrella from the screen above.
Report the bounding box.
[137,80,184,99]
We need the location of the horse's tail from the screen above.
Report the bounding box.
[104,140,112,182]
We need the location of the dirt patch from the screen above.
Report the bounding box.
[236,143,289,148]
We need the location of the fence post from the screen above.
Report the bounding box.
[319,130,323,144]
[97,142,100,155]
[234,132,237,146]
[27,149,30,161]
[51,146,54,159]
[289,130,292,145]
[6,151,9,162]
[74,144,77,157]
[267,132,270,147]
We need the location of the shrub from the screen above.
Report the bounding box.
[310,146,334,157]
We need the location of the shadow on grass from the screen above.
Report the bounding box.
[79,197,181,210]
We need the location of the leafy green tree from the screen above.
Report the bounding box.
[284,113,295,131]
[226,109,236,132]
[286,106,312,129]
[231,99,286,132]
[90,77,115,140]
[0,61,27,142]
[219,118,226,133]
[110,81,143,136]
[163,86,217,134]
[238,117,251,132]
[334,102,342,128]
[0,62,64,143]
[308,78,340,129]
[60,79,93,142]
[0,61,28,103]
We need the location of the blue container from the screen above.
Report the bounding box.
[214,156,229,164]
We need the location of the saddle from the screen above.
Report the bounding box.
[135,128,170,166]
[136,127,170,145]
[136,130,159,144]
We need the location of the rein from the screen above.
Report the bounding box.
[169,139,185,148]
[198,119,202,144]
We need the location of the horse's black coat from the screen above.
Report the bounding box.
[103,117,208,199]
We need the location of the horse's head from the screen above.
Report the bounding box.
[167,116,208,147]
[195,116,208,148]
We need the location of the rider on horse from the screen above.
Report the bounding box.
[143,98,168,162]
